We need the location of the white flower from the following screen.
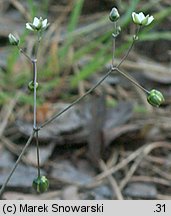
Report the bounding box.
[8,33,19,45]
[132,12,154,26]
[26,17,49,31]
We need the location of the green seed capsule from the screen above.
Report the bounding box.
[28,81,39,91]
[109,7,120,22]
[32,176,49,193]
[147,89,165,107]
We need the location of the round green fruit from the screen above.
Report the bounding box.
[147,89,164,107]
[32,176,49,193]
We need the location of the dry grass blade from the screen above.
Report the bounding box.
[95,142,171,182]
[131,175,171,187]
[99,160,123,200]
[119,154,145,190]
[0,92,20,138]
[10,0,31,21]
[148,164,171,181]
[1,136,36,167]
[157,194,171,200]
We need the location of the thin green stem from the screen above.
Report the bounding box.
[17,46,32,62]
[116,25,141,68]
[32,59,37,129]
[35,32,42,58]
[38,66,150,130]
[115,68,150,94]
[36,131,41,178]
[38,26,149,129]
[0,131,35,199]
[38,68,114,129]
[33,33,42,179]
[112,22,117,66]
[32,52,40,179]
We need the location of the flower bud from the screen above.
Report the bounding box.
[8,33,19,46]
[147,89,164,107]
[109,7,120,22]
[32,176,49,193]
[28,81,39,91]
[133,35,139,41]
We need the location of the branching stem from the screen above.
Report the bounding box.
[117,25,141,68]
[0,131,35,199]
[115,68,150,94]
[39,68,114,129]
[17,46,32,62]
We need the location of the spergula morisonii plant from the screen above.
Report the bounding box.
[0,7,165,198]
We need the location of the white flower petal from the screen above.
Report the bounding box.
[26,23,34,31]
[42,19,47,28]
[138,12,145,22]
[132,12,140,24]
[132,12,136,20]
[9,33,14,39]
[33,17,40,27]
[141,15,149,25]
[146,15,154,25]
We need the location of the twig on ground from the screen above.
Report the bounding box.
[99,160,123,200]
[119,154,144,190]
[95,144,145,182]
[157,194,171,200]
[0,136,36,167]
[119,140,170,190]
[146,155,171,166]
[106,148,119,168]
[147,163,171,181]
[0,93,20,138]
[131,175,171,187]
[94,142,171,182]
